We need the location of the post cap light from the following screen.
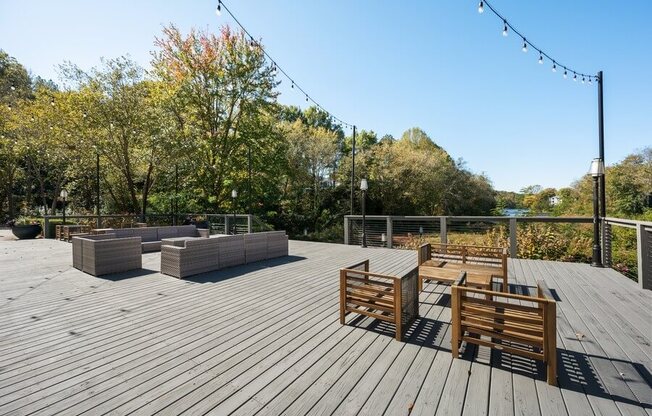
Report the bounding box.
[381,233,387,242]
[60,189,68,199]
[589,158,605,177]
[231,189,238,198]
[360,179,368,191]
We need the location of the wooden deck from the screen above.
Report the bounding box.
[0,233,650,415]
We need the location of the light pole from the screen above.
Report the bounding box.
[360,178,368,248]
[60,189,68,225]
[589,158,604,267]
[231,189,238,235]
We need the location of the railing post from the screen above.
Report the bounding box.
[440,217,448,245]
[636,224,651,290]
[43,216,50,239]
[247,214,252,233]
[224,216,230,236]
[344,217,350,245]
[386,216,393,249]
[509,218,517,258]
[602,221,612,267]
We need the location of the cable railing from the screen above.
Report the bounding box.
[344,215,650,290]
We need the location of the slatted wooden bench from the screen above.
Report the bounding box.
[418,243,508,292]
[339,260,419,341]
[451,271,557,385]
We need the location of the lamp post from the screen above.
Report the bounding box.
[589,158,604,267]
[60,189,68,225]
[231,189,238,235]
[360,178,368,248]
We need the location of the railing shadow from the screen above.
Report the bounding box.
[183,255,307,284]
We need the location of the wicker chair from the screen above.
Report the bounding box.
[72,234,142,276]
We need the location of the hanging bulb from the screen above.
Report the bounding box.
[573,73,577,81]
[538,53,543,64]
[582,76,586,84]
[563,68,568,79]
[50,99,55,106]
[552,62,557,72]
[588,77,593,85]
[7,104,11,111]
[502,21,508,37]
[83,112,87,118]
[50,126,53,130]
[31,116,35,122]
[291,81,294,89]
[215,1,221,16]
[305,95,309,102]
[522,39,527,53]
[478,1,484,13]
[10,85,16,91]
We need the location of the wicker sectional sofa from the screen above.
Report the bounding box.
[108,225,209,253]
[160,231,289,279]
[72,234,142,276]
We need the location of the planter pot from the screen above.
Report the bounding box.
[11,224,43,239]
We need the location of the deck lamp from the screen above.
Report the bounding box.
[60,189,69,225]
[231,189,238,235]
[360,179,368,248]
[589,158,604,267]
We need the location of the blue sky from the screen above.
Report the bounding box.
[1,0,650,192]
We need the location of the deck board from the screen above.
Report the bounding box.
[0,233,650,415]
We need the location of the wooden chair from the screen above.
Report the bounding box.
[339,260,419,341]
[451,271,557,385]
[418,243,508,292]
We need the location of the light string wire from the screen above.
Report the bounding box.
[217,0,355,129]
[478,0,599,84]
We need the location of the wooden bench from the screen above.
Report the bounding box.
[339,260,419,341]
[418,243,508,292]
[451,271,557,385]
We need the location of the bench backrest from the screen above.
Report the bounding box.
[419,242,507,269]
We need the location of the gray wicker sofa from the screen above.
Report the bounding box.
[161,231,289,279]
[109,225,209,253]
[72,234,142,276]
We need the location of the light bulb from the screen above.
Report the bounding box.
[582,76,585,84]
[83,112,87,118]
[552,62,557,72]
[588,77,593,85]
[502,21,508,37]
[291,82,294,89]
[563,69,568,79]
[478,1,484,13]
[305,95,309,102]
[573,73,577,81]
[538,53,543,64]
[10,85,16,91]
[522,39,528,53]
[215,1,221,16]
[50,99,55,106]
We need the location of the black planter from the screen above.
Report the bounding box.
[11,224,43,239]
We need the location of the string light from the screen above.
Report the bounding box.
[215,0,354,129]
[50,99,55,106]
[10,85,16,91]
[478,0,596,86]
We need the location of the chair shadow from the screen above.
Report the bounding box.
[97,268,159,281]
[184,255,307,284]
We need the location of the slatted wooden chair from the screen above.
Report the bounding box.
[418,243,508,292]
[339,260,419,341]
[451,271,557,385]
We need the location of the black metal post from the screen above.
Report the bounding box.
[597,71,606,219]
[248,147,252,215]
[350,125,356,215]
[174,164,178,226]
[96,152,101,228]
[591,175,603,267]
[361,188,367,248]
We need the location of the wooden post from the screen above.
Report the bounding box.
[440,217,448,244]
[224,216,230,236]
[386,216,393,249]
[602,221,612,267]
[509,218,517,258]
[636,224,651,290]
[344,217,350,245]
[451,283,461,358]
[546,301,557,385]
[394,278,402,342]
[247,214,252,233]
[340,270,347,324]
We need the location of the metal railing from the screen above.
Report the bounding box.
[602,217,652,290]
[344,215,651,290]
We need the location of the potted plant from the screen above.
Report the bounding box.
[9,217,43,239]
